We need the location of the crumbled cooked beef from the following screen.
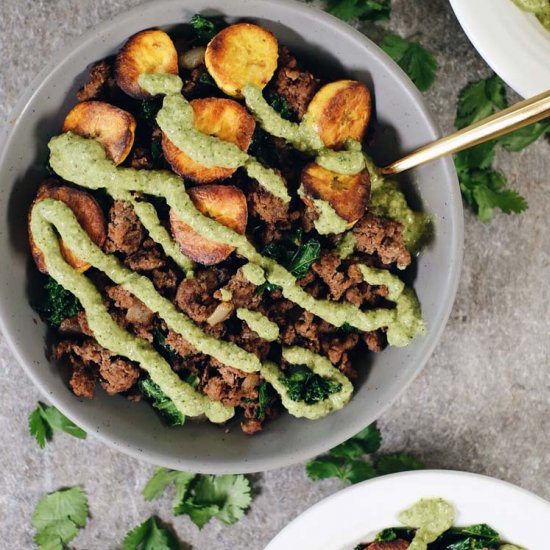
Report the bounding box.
[69,366,97,399]
[165,330,203,360]
[175,268,230,323]
[312,252,354,301]
[353,213,411,268]
[129,146,153,170]
[76,60,115,101]
[273,46,321,118]
[222,269,262,310]
[240,417,263,435]
[247,182,289,225]
[151,267,178,295]
[201,365,261,407]
[125,239,166,271]
[105,285,155,342]
[58,311,93,337]
[56,339,140,396]
[229,324,271,361]
[182,65,207,96]
[322,333,360,379]
[105,200,144,255]
[362,330,386,352]
[365,540,410,550]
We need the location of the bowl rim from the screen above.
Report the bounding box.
[0,0,464,473]
[265,469,550,549]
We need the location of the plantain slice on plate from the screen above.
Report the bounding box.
[205,22,279,98]
[29,180,107,274]
[115,29,179,99]
[170,185,248,265]
[301,163,371,227]
[63,101,136,165]
[306,80,372,149]
[162,97,256,183]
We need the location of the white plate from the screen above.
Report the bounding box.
[450,0,550,98]
[265,470,550,550]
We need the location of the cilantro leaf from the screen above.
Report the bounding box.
[498,120,550,152]
[345,459,377,484]
[330,423,382,458]
[326,0,391,22]
[122,517,180,550]
[455,141,496,173]
[306,456,348,481]
[32,487,88,549]
[374,452,425,475]
[457,167,528,223]
[455,76,507,129]
[280,366,342,405]
[34,277,83,327]
[380,34,437,92]
[191,475,252,525]
[139,378,185,427]
[190,14,221,44]
[28,402,86,448]
[143,469,252,529]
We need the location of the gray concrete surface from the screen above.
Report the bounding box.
[1,0,549,548]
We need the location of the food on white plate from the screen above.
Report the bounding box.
[511,0,550,31]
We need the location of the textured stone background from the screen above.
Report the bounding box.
[0,0,549,548]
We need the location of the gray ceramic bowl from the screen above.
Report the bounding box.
[0,0,463,473]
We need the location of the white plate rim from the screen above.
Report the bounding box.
[265,469,550,550]
[449,0,550,98]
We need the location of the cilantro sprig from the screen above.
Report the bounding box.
[326,0,391,22]
[32,486,88,549]
[123,517,180,550]
[143,468,252,529]
[306,423,424,484]
[380,34,438,92]
[453,76,540,222]
[29,402,87,448]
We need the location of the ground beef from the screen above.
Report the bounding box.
[56,339,140,397]
[247,182,289,225]
[129,146,153,170]
[200,365,261,408]
[75,60,114,101]
[105,200,144,255]
[182,65,207,96]
[273,46,321,119]
[240,417,263,435]
[362,330,386,352]
[58,311,93,337]
[151,267,178,295]
[221,269,262,310]
[125,239,166,271]
[229,324,271,361]
[165,330,203,360]
[312,252,355,301]
[175,268,230,323]
[105,285,155,341]
[353,213,411,269]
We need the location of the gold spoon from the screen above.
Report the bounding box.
[381,89,550,176]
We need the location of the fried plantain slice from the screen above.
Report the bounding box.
[306,80,371,149]
[115,29,179,99]
[62,101,136,165]
[29,180,107,273]
[205,23,279,98]
[170,185,247,265]
[162,97,255,183]
[301,163,371,226]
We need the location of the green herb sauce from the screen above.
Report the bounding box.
[512,0,550,30]
[219,288,232,301]
[336,231,357,259]
[398,498,454,550]
[298,185,349,236]
[236,308,279,342]
[260,347,353,419]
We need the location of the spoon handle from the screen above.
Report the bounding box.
[381,88,550,176]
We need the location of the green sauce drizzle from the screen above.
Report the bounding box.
[236,308,279,342]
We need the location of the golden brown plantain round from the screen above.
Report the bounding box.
[170,185,248,265]
[301,162,371,225]
[205,23,279,98]
[306,80,371,149]
[115,29,179,99]
[28,180,107,273]
[162,97,255,183]
[63,101,137,165]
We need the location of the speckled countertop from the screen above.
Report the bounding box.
[0,0,549,548]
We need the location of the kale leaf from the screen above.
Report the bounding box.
[34,276,83,327]
[139,377,185,427]
[280,366,342,405]
[190,14,222,44]
[267,91,294,120]
[153,328,179,361]
[140,99,162,127]
[256,381,277,421]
